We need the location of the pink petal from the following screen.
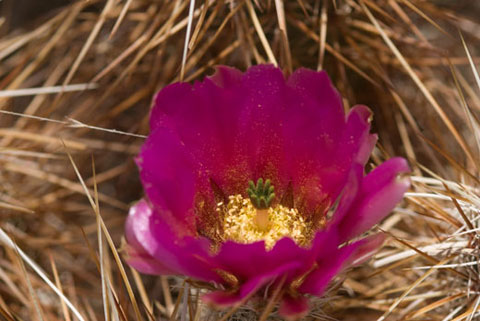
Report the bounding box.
[278,295,309,321]
[330,163,364,225]
[213,230,336,283]
[298,241,359,296]
[237,64,291,193]
[125,199,222,283]
[208,65,243,88]
[283,76,376,214]
[214,241,269,281]
[202,261,301,308]
[136,128,197,235]
[283,69,348,212]
[335,157,410,242]
[343,105,377,165]
[346,233,386,266]
[297,234,385,296]
[123,242,175,275]
[149,73,251,199]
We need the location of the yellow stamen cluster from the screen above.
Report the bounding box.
[217,194,312,249]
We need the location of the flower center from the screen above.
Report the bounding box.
[217,191,313,250]
[247,178,276,231]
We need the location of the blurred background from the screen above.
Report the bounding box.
[1,1,480,320]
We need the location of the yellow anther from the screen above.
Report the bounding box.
[218,194,312,249]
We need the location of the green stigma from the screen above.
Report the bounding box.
[247,178,275,209]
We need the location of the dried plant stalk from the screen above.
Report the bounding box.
[0,0,480,320]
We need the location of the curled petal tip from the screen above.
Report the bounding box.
[351,104,373,121]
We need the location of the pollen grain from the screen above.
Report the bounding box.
[218,194,312,249]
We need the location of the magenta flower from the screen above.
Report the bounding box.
[125,65,409,320]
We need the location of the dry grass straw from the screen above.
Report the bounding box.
[0,0,480,320]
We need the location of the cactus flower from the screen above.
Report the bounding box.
[125,65,410,320]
